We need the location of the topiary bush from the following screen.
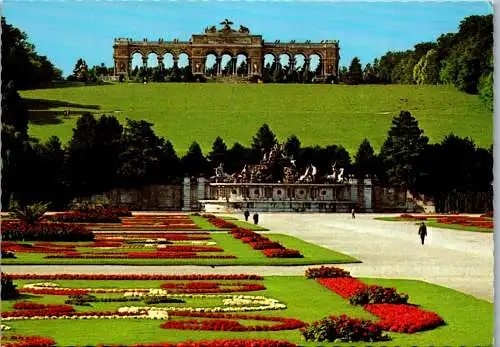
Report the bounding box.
[305,266,351,279]
[301,314,391,343]
[349,285,409,306]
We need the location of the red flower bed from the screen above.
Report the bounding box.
[1,222,95,241]
[159,282,266,293]
[250,241,283,250]
[203,215,238,229]
[4,273,263,281]
[305,266,351,279]
[2,244,76,254]
[162,312,305,331]
[45,252,237,259]
[2,310,151,319]
[46,211,122,223]
[13,302,74,311]
[262,248,302,258]
[316,277,367,299]
[0,335,56,347]
[156,246,224,253]
[19,288,89,296]
[364,303,445,333]
[99,339,297,347]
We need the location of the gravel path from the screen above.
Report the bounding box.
[3,213,493,302]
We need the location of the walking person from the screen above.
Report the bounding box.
[351,208,356,219]
[418,222,427,245]
[253,213,259,225]
[244,210,250,222]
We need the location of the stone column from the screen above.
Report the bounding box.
[142,56,148,69]
[157,56,164,71]
[304,57,310,73]
[216,57,222,76]
[173,56,179,69]
[246,58,251,76]
[363,178,373,212]
[350,178,358,206]
[182,177,191,211]
[232,57,237,75]
[197,177,207,202]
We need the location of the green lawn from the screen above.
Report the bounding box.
[3,276,493,346]
[1,233,358,265]
[375,216,494,233]
[20,83,492,155]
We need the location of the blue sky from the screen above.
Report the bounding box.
[3,1,493,76]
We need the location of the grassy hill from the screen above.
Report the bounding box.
[20,83,492,155]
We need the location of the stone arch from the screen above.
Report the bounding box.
[220,52,234,76]
[204,52,218,76]
[277,52,292,71]
[292,53,306,71]
[235,52,249,76]
[308,53,322,75]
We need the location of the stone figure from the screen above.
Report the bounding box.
[299,166,311,182]
[337,168,344,183]
[239,25,250,34]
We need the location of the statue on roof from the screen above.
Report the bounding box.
[219,19,235,33]
[238,25,250,34]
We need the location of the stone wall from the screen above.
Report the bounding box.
[93,184,182,211]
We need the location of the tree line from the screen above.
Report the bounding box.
[338,15,493,109]
[2,91,493,213]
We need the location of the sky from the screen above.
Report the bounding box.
[2,1,493,76]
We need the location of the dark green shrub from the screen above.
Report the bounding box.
[349,285,409,306]
[1,277,20,300]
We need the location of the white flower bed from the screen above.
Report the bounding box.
[1,324,11,330]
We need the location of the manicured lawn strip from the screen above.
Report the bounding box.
[222,217,270,231]
[423,220,493,233]
[375,217,493,233]
[3,277,493,346]
[0,233,358,265]
[189,215,225,231]
[20,84,492,155]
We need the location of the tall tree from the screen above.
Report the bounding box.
[347,57,363,85]
[225,143,251,174]
[413,49,440,85]
[284,135,301,159]
[181,142,208,177]
[354,139,377,179]
[118,119,166,187]
[380,111,429,191]
[251,124,277,162]
[207,136,228,168]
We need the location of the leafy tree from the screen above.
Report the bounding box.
[354,139,377,178]
[1,277,19,300]
[478,67,493,110]
[71,58,89,82]
[207,136,228,167]
[346,57,363,85]
[413,49,440,85]
[181,142,208,177]
[1,17,61,89]
[1,81,28,135]
[118,119,166,187]
[363,63,378,84]
[380,111,428,190]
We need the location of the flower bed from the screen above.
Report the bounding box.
[46,211,121,223]
[161,312,305,331]
[311,268,445,334]
[202,214,238,229]
[1,222,95,241]
[349,285,409,305]
[301,314,390,342]
[229,228,303,258]
[364,304,445,333]
[45,252,237,259]
[316,277,367,299]
[262,249,303,258]
[98,339,297,347]
[305,266,351,279]
[0,335,56,347]
[159,282,266,293]
[4,273,263,281]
